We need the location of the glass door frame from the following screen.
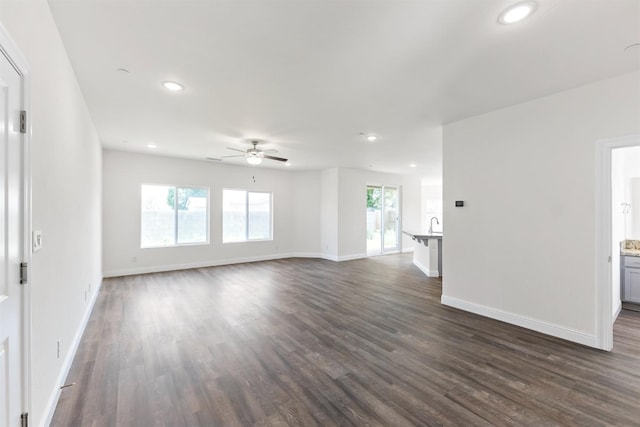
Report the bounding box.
[366,184,402,256]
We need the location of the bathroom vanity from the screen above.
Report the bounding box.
[621,240,640,304]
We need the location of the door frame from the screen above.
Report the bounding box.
[0,21,32,421]
[595,134,640,351]
[366,183,402,255]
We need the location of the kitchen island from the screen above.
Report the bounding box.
[403,231,442,277]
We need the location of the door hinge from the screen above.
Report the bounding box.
[21,412,28,427]
[19,110,26,134]
[20,262,28,284]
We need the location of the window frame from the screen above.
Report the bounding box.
[140,183,210,249]
[222,188,273,243]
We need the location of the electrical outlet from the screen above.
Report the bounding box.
[132,256,137,263]
[56,340,60,359]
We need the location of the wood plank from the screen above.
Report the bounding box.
[50,255,640,426]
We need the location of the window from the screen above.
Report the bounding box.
[223,189,272,242]
[141,185,209,248]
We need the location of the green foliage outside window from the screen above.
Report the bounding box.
[367,187,381,209]
[167,187,208,210]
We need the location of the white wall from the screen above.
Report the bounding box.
[630,177,640,239]
[624,148,640,239]
[0,2,103,426]
[103,150,326,275]
[442,71,640,348]
[292,171,322,255]
[320,168,339,260]
[104,156,423,271]
[421,184,443,232]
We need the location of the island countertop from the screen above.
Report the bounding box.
[402,230,442,245]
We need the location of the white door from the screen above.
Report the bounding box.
[0,47,24,427]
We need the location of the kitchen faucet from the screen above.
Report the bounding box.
[428,216,439,234]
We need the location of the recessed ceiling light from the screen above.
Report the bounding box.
[367,135,377,142]
[117,68,130,73]
[498,1,537,25]
[162,81,184,91]
[409,163,417,168]
[147,143,157,149]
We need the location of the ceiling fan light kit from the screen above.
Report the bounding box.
[222,140,288,166]
[246,155,263,165]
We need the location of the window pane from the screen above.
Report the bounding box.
[248,192,271,240]
[141,185,175,247]
[223,190,247,242]
[177,187,208,244]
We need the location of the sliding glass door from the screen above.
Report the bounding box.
[366,185,400,255]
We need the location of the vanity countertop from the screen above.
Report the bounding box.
[621,239,640,257]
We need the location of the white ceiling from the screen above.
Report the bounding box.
[47,0,640,183]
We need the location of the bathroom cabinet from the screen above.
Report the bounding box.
[622,255,640,304]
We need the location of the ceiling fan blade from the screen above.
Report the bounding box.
[264,155,288,162]
[227,147,246,153]
[206,157,222,161]
[221,154,245,158]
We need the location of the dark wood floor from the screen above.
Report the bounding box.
[52,254,640,426]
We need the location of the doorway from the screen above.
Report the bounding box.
[596,135,640,351]
[366,185,400,255]
[612,145,640,316]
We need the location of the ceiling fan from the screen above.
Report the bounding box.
[222,140,288,165]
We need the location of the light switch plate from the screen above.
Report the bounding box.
[32,230,43,252]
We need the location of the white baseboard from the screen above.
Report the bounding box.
[40,276,104,427]
[103,253,296,277]
[413,259,439,277]
[337,253,368,262]
[104,251,381,278]
[613,300,622,322]
[103,252,372,277]
[441,294,598,348]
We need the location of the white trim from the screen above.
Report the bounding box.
[0,19,33,423]
[413,259,439,277]
[441,295,598,348]
[337,253,368,262]
[40,277,103,427]
[320,254,339,262]
[595,134,640,351]
[104,254,298,277]
[103,252,372,278]
[401,247,414,254]
[613,301,622,323]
